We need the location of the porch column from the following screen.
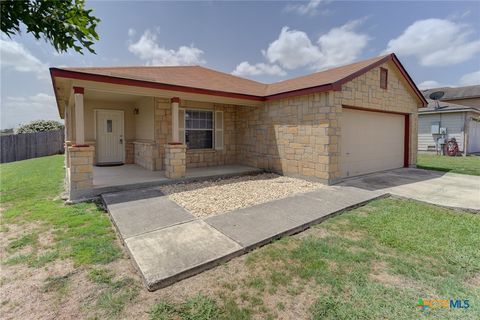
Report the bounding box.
[171,97,180,143]
[73,87,85,145]
[165,96,186,179]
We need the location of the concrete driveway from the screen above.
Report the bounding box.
[339,168,480,211]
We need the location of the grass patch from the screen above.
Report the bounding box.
[88,268,114,285]
[0,155,121,266]
[43,273,73,296]
[6,233,38,252]
[242,198,480,319]
[149,294,221,320]
[417,153,480,176]
[85,270,138,319]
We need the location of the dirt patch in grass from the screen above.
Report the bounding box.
[160,173,325,217]
[369,261,423,291]
[467,273,480,287]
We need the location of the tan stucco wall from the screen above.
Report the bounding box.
[154,98,238,169]
[134,97,155,141]
[83,99,136,142]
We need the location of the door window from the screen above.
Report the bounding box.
[106,119,113,133]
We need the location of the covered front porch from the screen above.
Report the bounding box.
[53,76,263,200]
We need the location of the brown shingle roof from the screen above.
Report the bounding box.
[266,55,388,95]
[422,85,480,101]
[51,53,426,105]
[63,65,268,96]
[419,99,479,113]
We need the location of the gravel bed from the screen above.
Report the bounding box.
[159,173,325,218]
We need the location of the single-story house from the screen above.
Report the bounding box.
[50,53,427,200]
[419,86,480,155]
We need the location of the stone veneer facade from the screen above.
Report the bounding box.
[134,141,160,170]
[66,60,421,201]
[333,60,419,181]
[164,144,186,178]
[236,61,420,183]
[154,99,238,169]
[236,92,334,181]
[143,61,420,184]
[67,146,94,193]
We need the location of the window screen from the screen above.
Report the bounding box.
[185,110,213,149]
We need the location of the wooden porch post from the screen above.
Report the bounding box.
[73,87,85,145]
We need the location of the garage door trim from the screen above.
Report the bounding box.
[342,104,410,168]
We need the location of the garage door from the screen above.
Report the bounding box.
[340,108,405,178]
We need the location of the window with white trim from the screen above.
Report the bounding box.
[185,110,214,149]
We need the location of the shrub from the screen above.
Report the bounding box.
[15,120,64,134]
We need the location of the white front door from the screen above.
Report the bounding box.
[96,110,124,164]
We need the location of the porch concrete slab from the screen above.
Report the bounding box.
[124,220,243,290]
[103,191,195,239]
[93,164,168,188]
[205,187,385,249]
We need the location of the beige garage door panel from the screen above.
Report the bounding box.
[341,108,404,178]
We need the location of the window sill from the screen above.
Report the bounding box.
[187,148,216,153]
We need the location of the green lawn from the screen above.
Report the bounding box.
[1,155,479,319]
[417,153,480,176]
[1,155,121,265]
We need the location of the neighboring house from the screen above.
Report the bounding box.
[50,53,427,200]
[422,85,480,108]
[419,86,480,155]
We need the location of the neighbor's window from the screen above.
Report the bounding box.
[185,110,213,149]
[380,68,388,89]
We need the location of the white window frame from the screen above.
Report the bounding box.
[183,108,215,150]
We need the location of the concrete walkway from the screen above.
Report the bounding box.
[102,186,385,290]
[339,168,480,211]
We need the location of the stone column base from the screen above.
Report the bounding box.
[67,146,94,198]
[164,144,186,179]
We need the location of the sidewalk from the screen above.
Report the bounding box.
[102,185,385,291]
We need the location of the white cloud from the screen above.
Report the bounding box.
[0,36,48,79]
[384,18,480,66]
[263,20,369,71]
[314,19,370,70]
[459,70,480,86]
[128,29,205,66]
[417,80,442,90]
[263,27,322,70]
[1,93,60,129]
[284,0,326,16]
[232,62,286,77]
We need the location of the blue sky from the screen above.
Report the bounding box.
[1,0,480,129]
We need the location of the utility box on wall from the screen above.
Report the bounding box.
[431,123,440,134]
